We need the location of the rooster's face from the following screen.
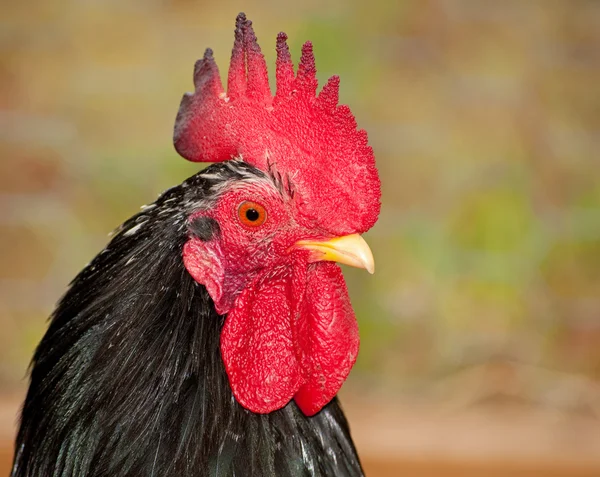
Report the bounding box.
[184,163,374,314]
[182,162,374,416]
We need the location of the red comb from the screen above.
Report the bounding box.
[174,13,380,235]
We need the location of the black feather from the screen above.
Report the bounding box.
[190,216,221,241]
[12,162,364,477]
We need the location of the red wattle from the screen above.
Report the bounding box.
[293,262,359,416]
[220,271,303,413]
[220,261,359,416]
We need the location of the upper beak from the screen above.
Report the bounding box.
[293,233,375,274]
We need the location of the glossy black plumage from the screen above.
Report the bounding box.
[12,162,364,477]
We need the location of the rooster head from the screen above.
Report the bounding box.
[174,13,381,416]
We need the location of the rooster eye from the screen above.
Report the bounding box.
[238,201,267,227]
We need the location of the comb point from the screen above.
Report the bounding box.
[297,41,317,94]
[242,16,270,99]
[235,12,247,27]
[275,31,294,99]
[192,48,223,95]
[318,75,340,110]
[228,13,248,99]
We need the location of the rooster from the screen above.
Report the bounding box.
[12,13,380,477]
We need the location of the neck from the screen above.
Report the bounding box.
[13,176,363,477]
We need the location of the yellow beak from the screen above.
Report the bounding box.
[294,233,375,274]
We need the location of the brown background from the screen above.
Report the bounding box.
[1,0,600,475]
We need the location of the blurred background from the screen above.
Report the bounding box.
[1,0,600,475]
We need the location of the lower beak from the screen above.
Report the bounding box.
[294,234,375,274]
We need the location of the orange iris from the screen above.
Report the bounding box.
[238,201,267,227]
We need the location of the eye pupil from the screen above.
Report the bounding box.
[245,208,260,222]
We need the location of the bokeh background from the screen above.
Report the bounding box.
[1,0,600,475]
